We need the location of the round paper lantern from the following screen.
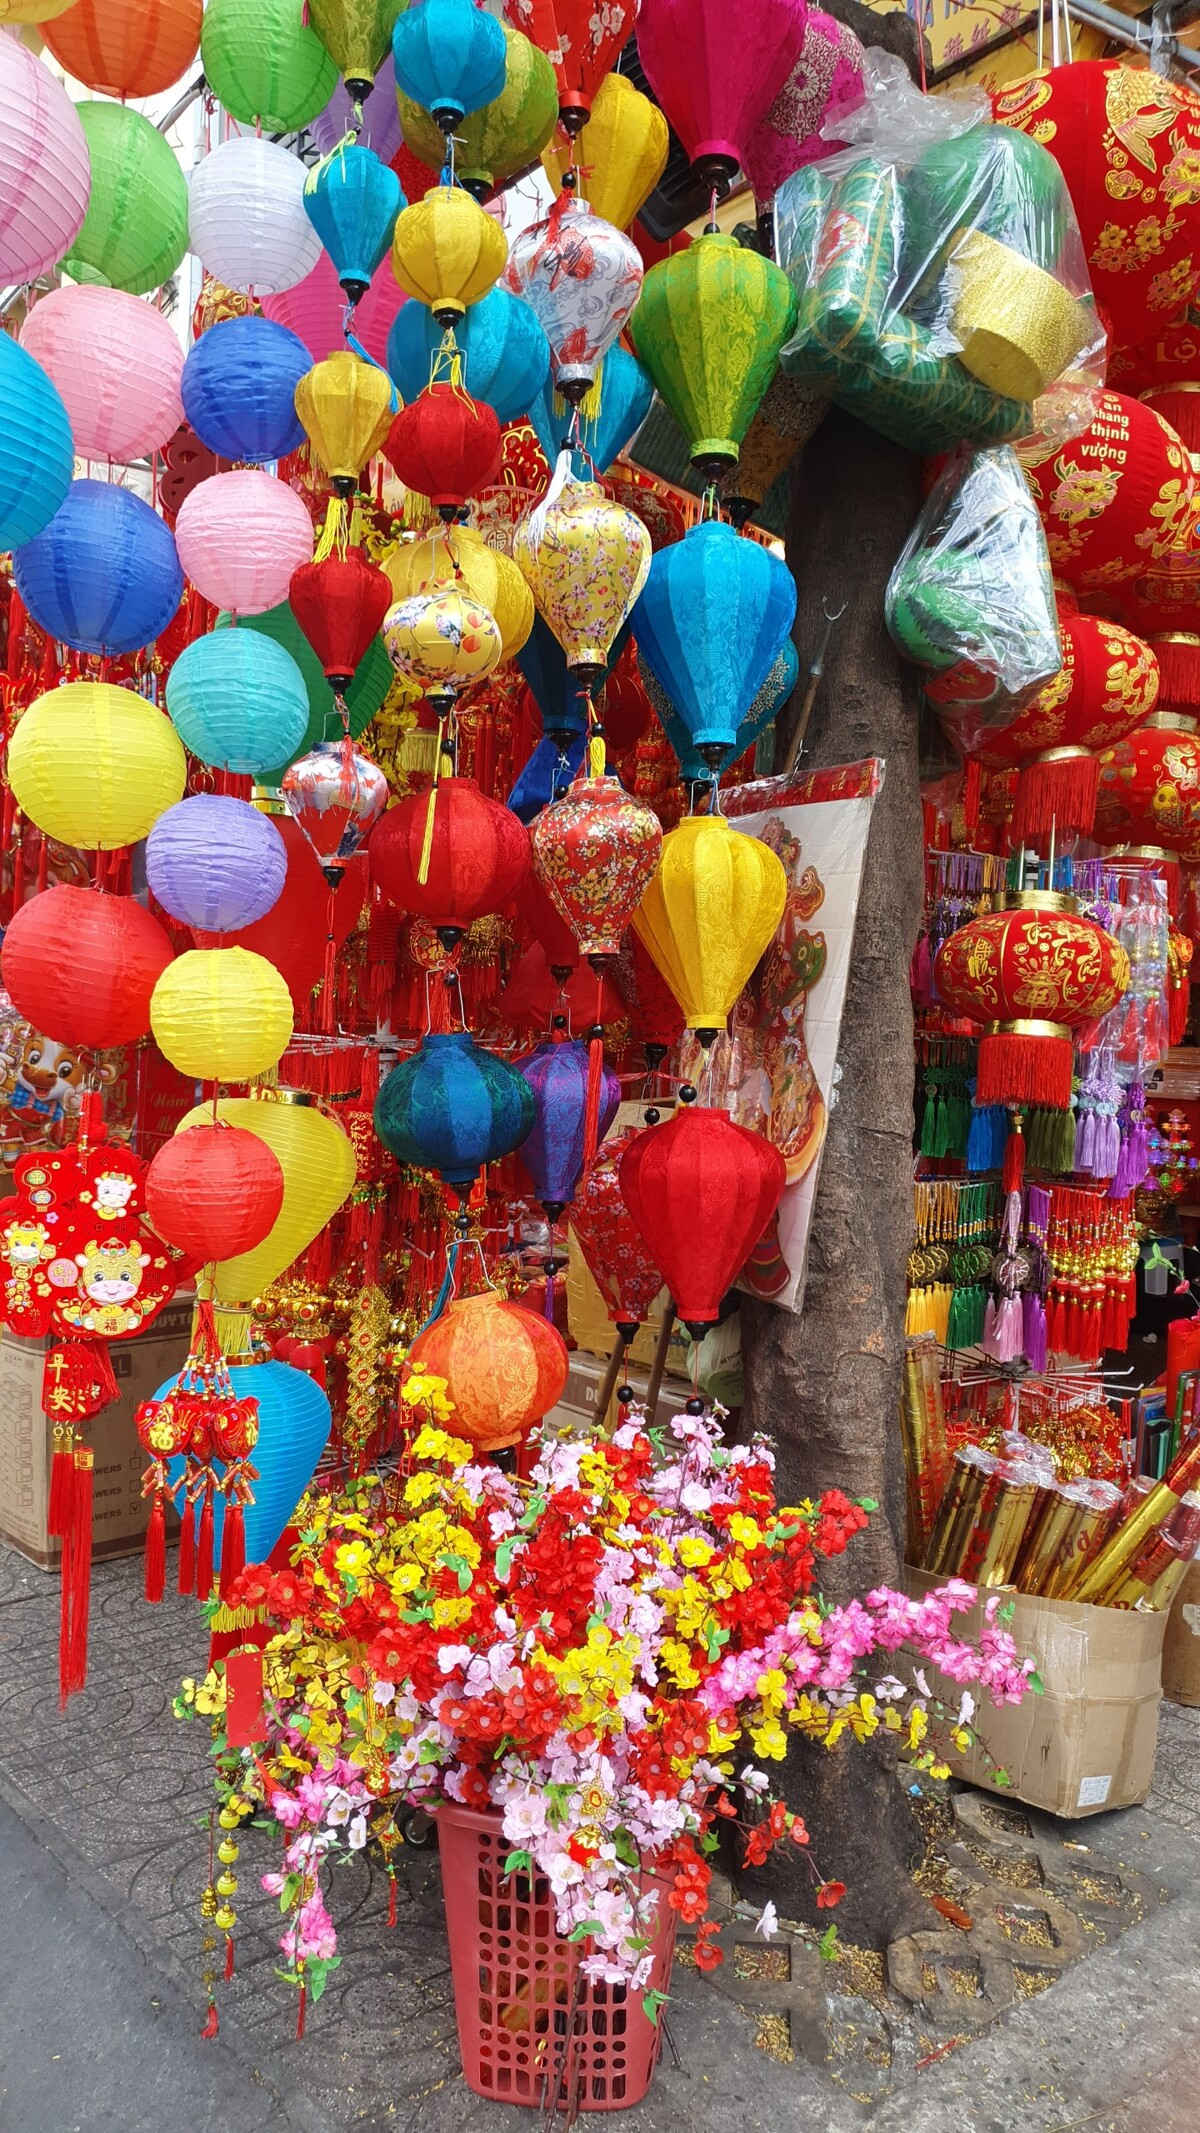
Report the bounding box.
[21,286,183,467]
[175,472,314,615]
[633,815,788,1042]
[0,886,173,1050]
[8,682,185,849]
[201,0,337,132]
[395,20,556,201]
[517,1036,620,1218]
[514,474,651,682]
[385,525,533,664]
[384,383,501,516]
[637,0,809,192]
[529,343,653,477]
[181,316,309,463]
[43,0,202,98]
[392,0,506,131]
[1094,712,1200,854]
[531,771,663,957]
[632,519,796,761]
[370,775,530,942]
[14,479,183,657]
[63,102,188,297]
[0,36,90,283]
[375,1030,535,1186]
[312,52,400,159]
[570,1125,664,1335]
[630,230,797,478]
[386,282,550,427]
[281,738,388,876]
[407,1292,568,1452]
[177,1087,357,1303]
[166,629,310,775]
[934,892,1130,1109]
[262,246,403,367]
[145,1123,285,1263]
[542,70,669,232]
[218,818,366,1012]
[391,184,508,325]
[742,10,865,204]
[505,195,642,404]
[147,796,288,934]
[0,1,77,19]
[524,0,637,131]
[618,1104,787,1336]
[294,350,395,492]
[150,946,294,1083]
[227,605,392,760]
[0,331,74,552]
[303,142,402,303]
[308,0,399,98]
[290,551,392,690]
[517,610,631,744]
[384,586,503,709]
[166,1359,331,1567]
[1023,390,1193,591]
[189,138,323,298]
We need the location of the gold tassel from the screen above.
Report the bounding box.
[211,1308,253,1360]
[403,487,434,531]
[588,733,605,779]
[314,495,349,562]
[416,718,448,886]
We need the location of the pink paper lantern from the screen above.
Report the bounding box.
[174,470,314,616]
[0,35,91,283]
[20,285,184,466]
[742,11,865,204]
[261,246,404,370]
[636,0,808,190]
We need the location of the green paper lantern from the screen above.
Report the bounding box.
[396,23,557,200]
[62,104,188,297]
[628,229,798,480]
[218,603,392,778]
[201,0,338,131]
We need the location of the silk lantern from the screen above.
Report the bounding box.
[742,10,865,204]
[166,1359,331,1568]
[514,472,651,683]
[498,939,624,1030]
[386,283,550,426]
[0,331,74,552]
[43,0,202,98]
[1,886,173,1051]
[150,947,294,1083]
[392,0,506,131]
[542,70,668,232]
[166,629,310,775]
[0,34,90,283]
[290,551,392,690]
[219,818,367,1012]
[200,0,337,131]
[395,20,556,200]
[263,247,403,367]
[147,796,288,934]
[384,587,503,710]
[375,1031,535,1186]
[21,286,184,468]
[8,682,185,849]
[642,636,799,782]
[637,0,808,190]
[506,0,637,131]
[145,1124,285,1264]
[517,611,631,745]
[308,0,402,98]
[633,816,787,1043]
[934,891,1130,1110]
[505,194,642,404]
[63,103,189,297]
[618,1103,787,1336]
[409,1291,568,1451]
[529,344,653,476]
[532,771,662,956]
[370,775,530,944]
[1094,712,1200,853]
[570,1125,664,1336]
[508,730,585,824]
[14,480,183,658]
[282,737,388,880]
[303,143,402,303]
[385,384,502,516]
[177,1088,357,1305]
[189,137,323,297]
[629,231,798,479]
[294,350,395,494]
[518,1036,620,1218]
[391,184,509,324]
[384,525,533,664]
[632,519,797,763]
[175,472,314,615]
[1023,391,1193,591]
[181,316,310,463]
[312,53,400,158]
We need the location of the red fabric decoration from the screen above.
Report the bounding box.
[934,896,1130,1109]
[145,1122,285,1263]
[1022,390,1193,591]
[1095,712,1200,853]
[510,865,582,974]
[225,1646,267,1749]
[515,0,637,124]
[1,885,174,1050]
[369,775,530,940]
[384,384,502,515]
[618,1104,786,1337]
[600,640,652,754]
[570,1125,666,1334]
[289,550,392,689]
[531,772,663,958]
[497,942,624,1032]
[389,141,437,202]
[628,930,686,1056]
[215,816,366,1012]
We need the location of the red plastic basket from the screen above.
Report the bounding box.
[437,1803,677,2112]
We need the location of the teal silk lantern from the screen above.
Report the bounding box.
[631,519,797,765]
[0,332,73,551]
[164,1358,331,1569]
[392,0,507,131]
[386,283,550,425]
[303,143,403,303]
[528,344,653,474]
[643,636,798,781]
[375,1030,535,1187]
[166,628,311,775]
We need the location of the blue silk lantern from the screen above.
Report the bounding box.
[528,345,653,475]
[517,610,632,745]
[392,0,507,131]
[517,1036,620,1218]
[0,330,73,551]
[631,519,797,768]
[386,283,549,425]
[166,628,311,775]
[164,1359,331,1570]
[181,316,310,463]
[647,636,799,781]
[375,1031,535,1187]
[508,731,586,824]
[14,478,183,657]
[303,143,404,303]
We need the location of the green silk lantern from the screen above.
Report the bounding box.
[201,0,338,131]
[629,227,798,480]
[395,23,557,201]
[62,104,188,297]
[308,0,404,99]
[219,605,392,779]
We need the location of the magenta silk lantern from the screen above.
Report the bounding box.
[0,35,91,284]
[174,470,314,615]
[21,286,184,466]
[262,247,404,369]
[741,11,865,203]
[146,793,288,934]
[637,0,809,191]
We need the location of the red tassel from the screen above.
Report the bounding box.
[1154,634,1200,719]
[47,1433,75,1538]
[388,1875,398,1928]
[977,1031,1072,1111]
[144,1492,166,1605]
[1009,751,1098,848]
[963,755,982,837]
[1001,1117,1025,1196]
[1170,966,1190,1047]
[296,1980,307,2040]
[178,1487,195,1596]
[201,2002,219,2040]
[59,1448,93,1707]
[224,1935,235,1981]
[219,1498,246,1600]
[195,1479,215,1600]
[582,1025,605,1172]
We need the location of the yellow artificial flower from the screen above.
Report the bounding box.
[390,1563,422,1599]
[751,1716,788,1761]
[728,1513,764,1551]
[789,1693,830,1740]
[659,1637,701,1690]
[432,1595,474,1627]
[334,1540,371,1582]
[755,1668,787,1714]
[404,1472,440,1507]
[907,1706,929,1751]
[678,1536,714,1569]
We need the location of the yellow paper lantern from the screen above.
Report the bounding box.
[513,472,651,682]
[0,0,75,16]
[8,680,186,850]
[541,72,668,233]
[391,185,508,326]
[294,351,395,493]
[150,946,294,1082]
[176,1086,357,1305]
[384,525,533,662]
[632,814,787,1041]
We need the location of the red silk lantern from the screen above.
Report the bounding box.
[636,0,808,191]
[505,0,638,130]
[569,1125,665,1336]
[1094,711,1200,854]
[384,384,502,519]
[369,774,530,946]
[497,941,624,1032]
[601,641,652,755]
[934,892,1130,1110]
[1141,382,1200,459]
[407,1291,568,1451]
[531,770,662,957]
[628,929,686,1062]
[1,886,174,1051]
[618,1103,786,1338]
[217,815,366,1012]
[1150,632,1200,721]
[289,551,392,691]
[145,1123,284,1263]
[510,863,581,974]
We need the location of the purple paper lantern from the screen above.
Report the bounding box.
[146,794,288,934]
[310,54,402,160]
[517,1036,620,1219]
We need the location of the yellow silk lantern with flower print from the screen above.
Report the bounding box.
[633,813,787,1043]
[513,469,651,683]
[384,524,533,663]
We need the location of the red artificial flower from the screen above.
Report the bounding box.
[659,1700,708,1763]
[458,1766,491,1810]
[742,1824,773,1868]
[814,1490,869,1558]
[815,1881,846,1910]
[714,1792,738,1818]
[692,1921,724,1971]
[790,1817,810,1846]
[768,1801,788,1840]
[229,1565,270,1610]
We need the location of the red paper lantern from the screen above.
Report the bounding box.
[289,551,392,691]
[217,815,366,1012]
[384,383,502,519]
[369,775,530,947]
[407,1291,568,1451]
[569,1126,665,1336]
[531,771,663,958]
[1094,710,1200,854]
[934,892,1130,1110]
[1022,390,1193,591]
[1,885,174,1050]
[618,1102,786,1337]
[145,1122,284,1263]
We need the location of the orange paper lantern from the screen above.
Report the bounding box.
[43,0,203,98]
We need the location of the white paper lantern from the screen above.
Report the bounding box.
[0,35,91,283]
[20,285,184,465]
[174,469,314,615]
[188,136,323,296]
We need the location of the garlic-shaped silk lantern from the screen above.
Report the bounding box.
[514,463,651,685]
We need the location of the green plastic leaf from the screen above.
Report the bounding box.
[819,1924,839,1961]
[642,1989,669,2027]
[503,1848,532,1876]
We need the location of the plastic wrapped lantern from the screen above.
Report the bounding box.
[200,0,337,132]
[385,282,550,426]
[146,795,288,934]
[406,1291,568,1453]
[391,0,507,133]
[374,1031,535,1187]
[295,349,395,500]
[514,471,651,684]
[308,0,402,99]
[9,681,186,848]
[21,286,184,467]
[503,0,637,132]
[174,471,315,615]
[395,20,556,203]
[0,33,90,284]
[150,946,294,1083]
[303,142,403,303]
[517,1035,620,1218]
[383,586,503,712]
[391,184,508,325]
[145,1123,285,1265]
[14,480,184,657]
[384,383,502,520]
[181,315,310,463]
[289,551,392,692]
[742,10,865,205]
[632,518,797,764]
[1,886,174,1051]
[188,136,323,296]
[370,776,530,947]
[618,1103,787,1337]
[636,0,808,192]
[64,102,188,295]
[633,815,788,1045]
[166,629,311,775]
[384,525,533,665]
[541,70,668,231]
[1094,711,1200,855]
[1022,391,1194,591]
[531,770,662,957]
[505,192,643,406]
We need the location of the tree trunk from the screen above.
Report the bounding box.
[737,406,928,1947]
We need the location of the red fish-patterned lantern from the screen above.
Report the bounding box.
[384,383,502,520]
[1022,389,1193,591]
[618,1101,787,1338]
[289,551,392,692]
[369,775,530,948]
[531,769,662,958]
[569,1125,665,1339]
[406,1290,568,1451]
[1094,709,1200,855]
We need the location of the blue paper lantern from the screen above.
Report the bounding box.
[0,331,73,551]
[528,345,653,475]
[163,1359,332,1570]
[648,636,799,782]
[181,316,310,463]
[632,519,797,763]
[166,629,311,775]
[392,0,507,130]
[14,478,183,657]
[507,730,586,824]
[375,1030,535,1187]
[386,284,549,425]
[517,611,632,745]
[303,143,404,303]
[517,1037,620,1217]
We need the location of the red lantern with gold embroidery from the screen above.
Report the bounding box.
[569,1125,665,1339]
[935,892,1130,1111]
[289,551,392,692]
[384,382,502,520]
[1094,709,1200,855]
[532,770,662,959]
[1022,390,1193,591]
[406,1290,568,1452]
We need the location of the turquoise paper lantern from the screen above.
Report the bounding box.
[303,143,404,303]
[648,636,799,782]
[631,519,797,763]
[392,0,507,130]
[375,1031,535,1187]
[181,315,310,463]
[529,344,653,474]
[164,1358,331,1568]
[14,478,182,656]
[166,629,311,774]
[0,331,74,551]
[386,283,549,425]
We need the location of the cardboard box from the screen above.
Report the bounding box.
[0,1300,192,1569]
[906,1566,1165,1818]
[545,1348,692,1439]
[1162,1560,1200,1708]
